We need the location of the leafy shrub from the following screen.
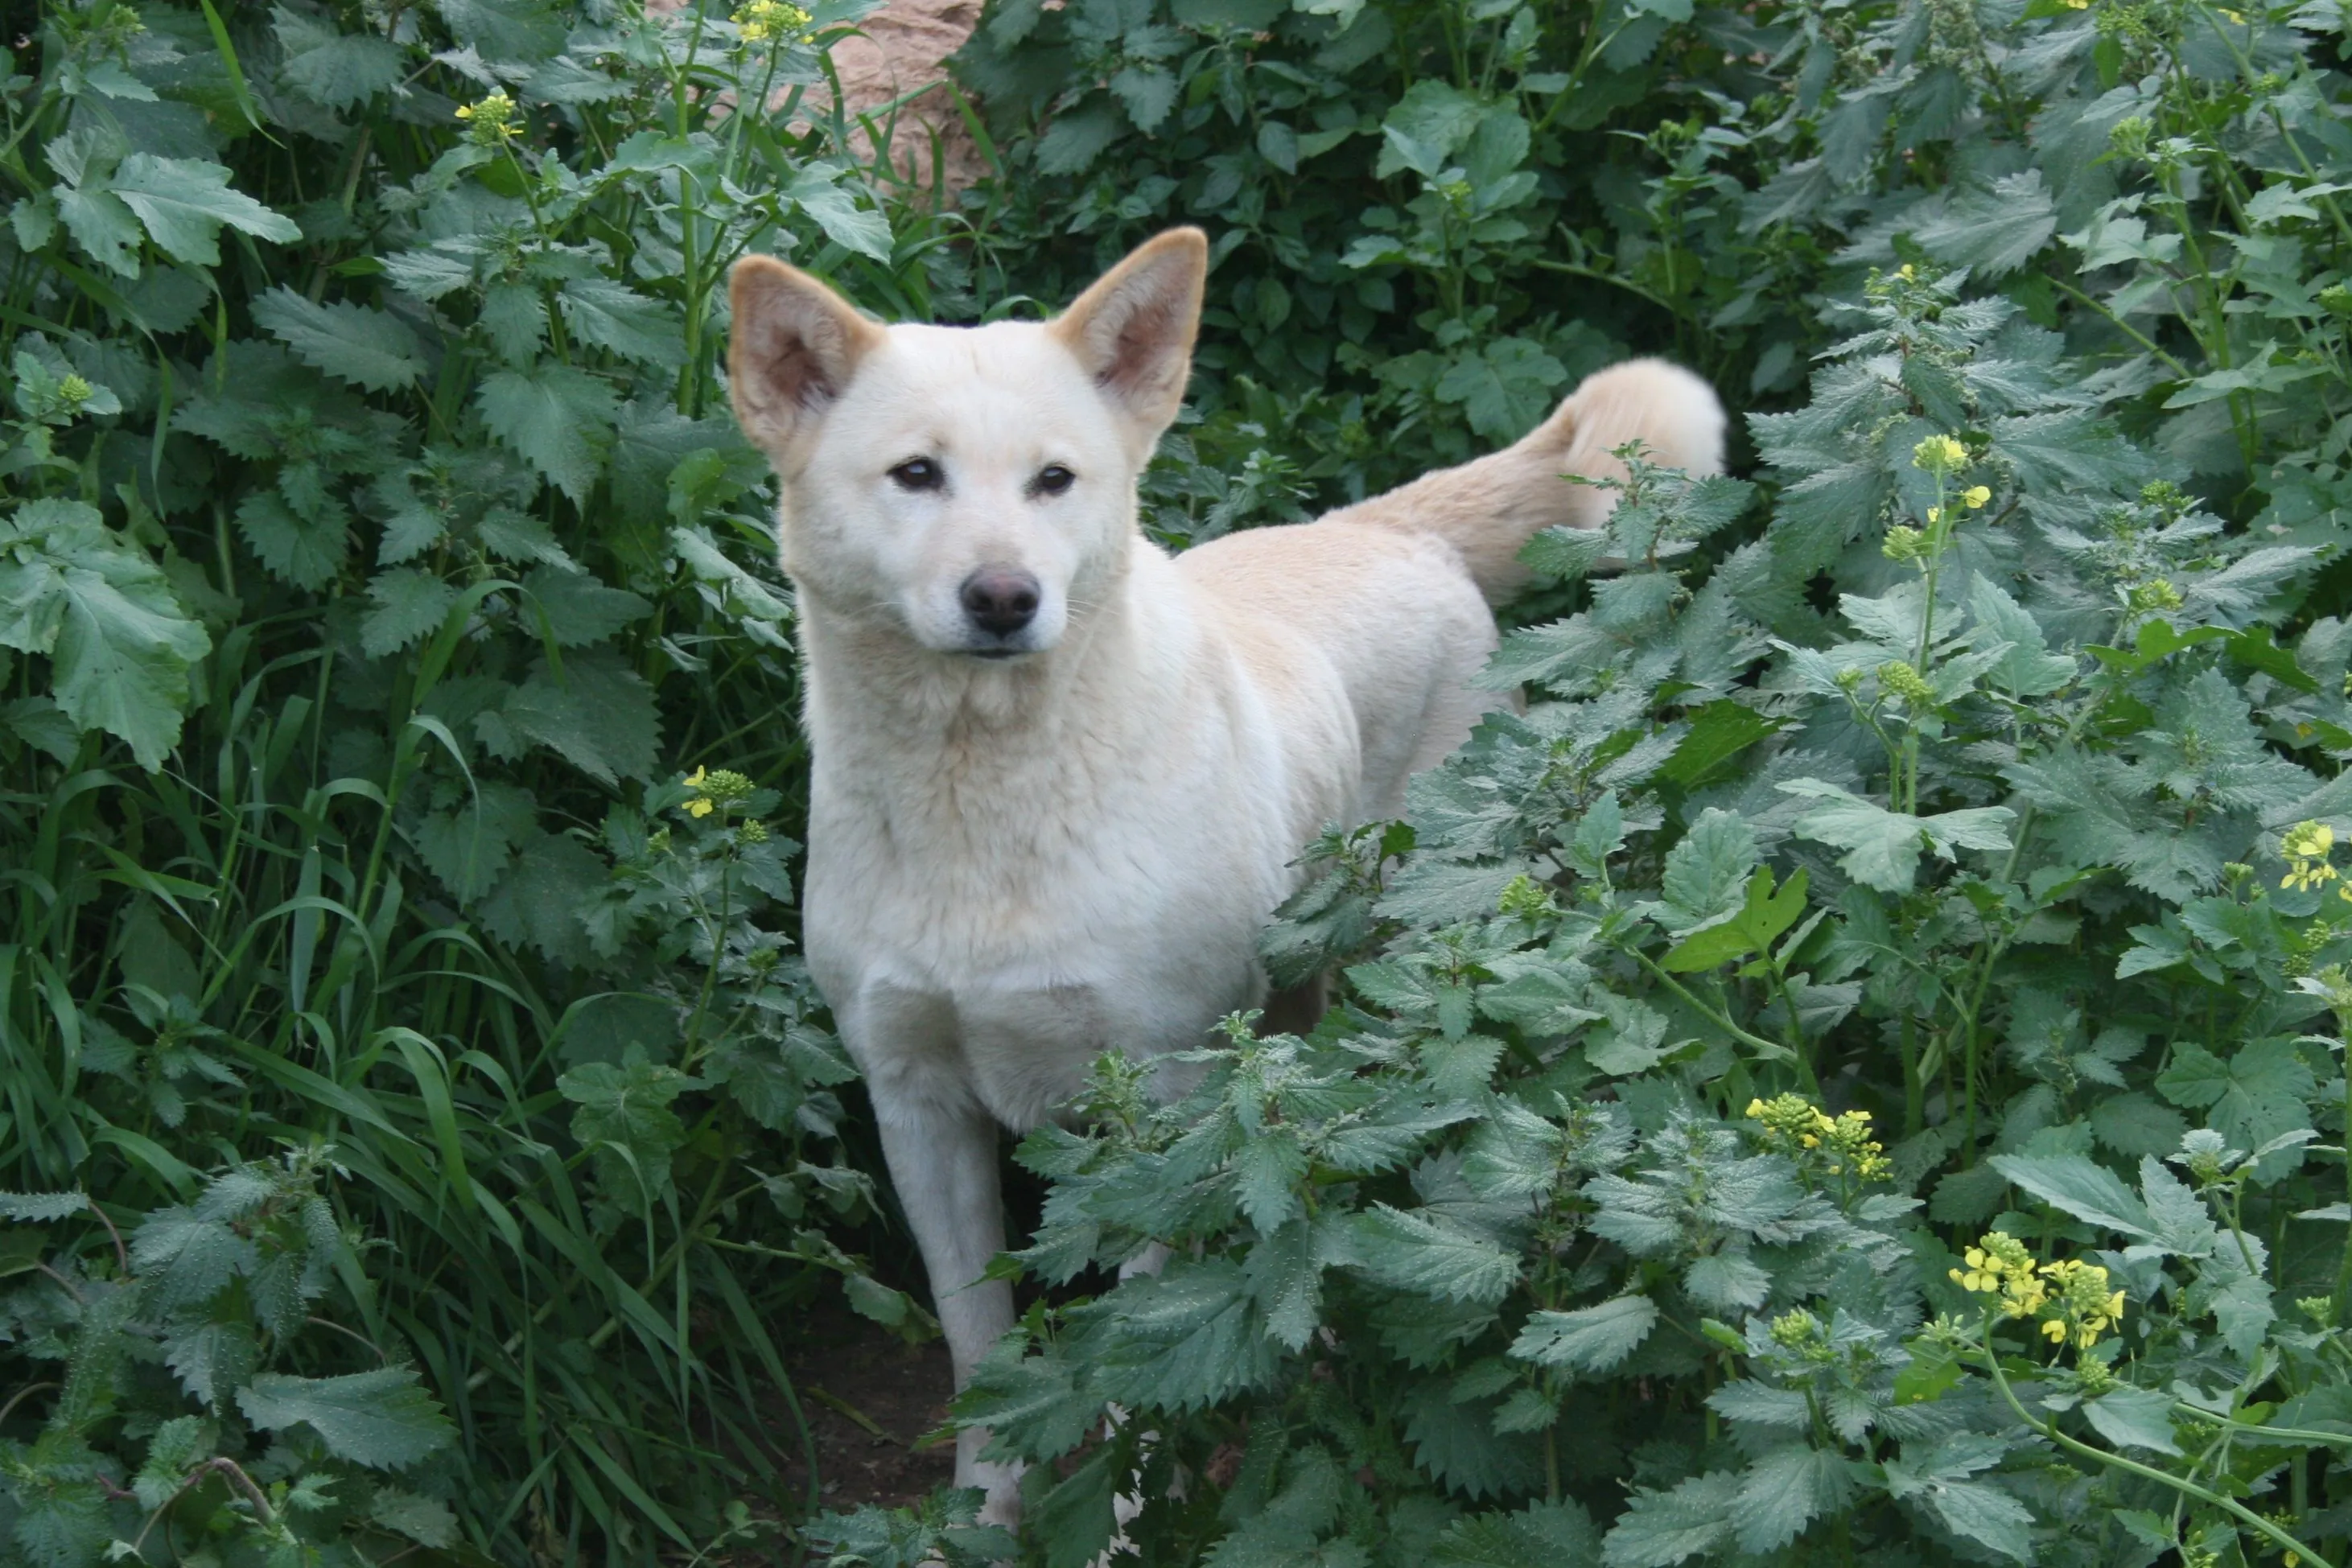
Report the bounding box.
[818,0,2352,1561]
[0,1,938,1561]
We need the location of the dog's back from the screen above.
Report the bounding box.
[1177,358,1728,822]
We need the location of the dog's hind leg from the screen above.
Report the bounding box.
[868,1081,1024,1524]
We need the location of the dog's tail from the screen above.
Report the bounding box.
[1330,358,1728,604]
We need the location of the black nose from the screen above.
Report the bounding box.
[959,569,1040,638]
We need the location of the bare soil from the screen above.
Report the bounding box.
[778,1296,958,1512]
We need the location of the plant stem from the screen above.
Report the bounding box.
[1982,1343,2324,1565]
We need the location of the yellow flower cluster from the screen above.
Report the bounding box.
[1950,1233,2128,1351]
[455,90,521,145]
[2281,820,2347,898]
[734,0,814,43]
[1744,1095,1893,1180]
[683,765,756,819]
[1913,434,1968,477]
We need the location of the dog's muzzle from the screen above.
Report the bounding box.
[959,568,1040,656]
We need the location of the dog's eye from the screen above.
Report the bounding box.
[889,458,943,492]
[1031,464,1076,498]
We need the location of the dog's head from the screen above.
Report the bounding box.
[727,229,1206,661]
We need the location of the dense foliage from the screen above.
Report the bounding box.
[827,0,2352,1564]
[6,0,2352,1562]
[0,2,933,1563]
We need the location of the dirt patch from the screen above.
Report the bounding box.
[779,1297,958,1512]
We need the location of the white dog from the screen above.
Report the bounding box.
[726,228,1724,1523]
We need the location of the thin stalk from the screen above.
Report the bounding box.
[1982,1346,2322,1566]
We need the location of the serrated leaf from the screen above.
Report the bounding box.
[1351,1204,1521,1306]
[251,287,426,393]
[521,563,649,646]
[1913,171,2057,276]
[1435,1499,1602,1566]
[499,648,659,784]
[1509,1294,1657,1372]
[237,1367,455,1469]
[1602,1471,1739,1567]
[109,154,300,265]
[360,567,457,656]
[0,1191,91,1222]
[558,278,686,368]
[1733,1443,1853,1554]
[476,364,620,504]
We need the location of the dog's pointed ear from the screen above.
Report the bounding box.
[1048,228,1207,446]
[728,257,883,465]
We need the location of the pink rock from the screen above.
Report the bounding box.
[644,1,986,198]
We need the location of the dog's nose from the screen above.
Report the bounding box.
[959,569,1040,638]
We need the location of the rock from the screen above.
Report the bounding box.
[645,0,986,199]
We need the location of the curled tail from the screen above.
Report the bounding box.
[1331,357,1728,604]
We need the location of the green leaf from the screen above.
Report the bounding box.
[558,278,687,368]
[1780,780,2013,893]
[1658,807,1759,932]
[1,500,212,767]
[251,286,426,393]
[1434,1500,1603,1567]
[1664,864,1807,972]
[1658,701,1782,787]
[2083,1387,2181,1455]
[1082,1260,1282,1412]
[787,167,894,259]
[1732,1444,1853,1554]
[477,829,606,967]
[476,364,621,504]
[522,564,649,646]
[1913,171,2057,276]
[162,1318,257,1410]
[1230,1129,1307,1232]
[0,1191,90,1222]
[1987,1152,2152,1238]
[109,154,300,265]
[1351,1204,1521,1306]
[1436,338,1569,443]
[2090,1093,2188,1158]
[237,490,350,591]
[369,1489,459,1549]
[1508,1294,1658,1372]
[360,567,458,656]
[497,649,659,784]
[2156,1039,2317,1157]
[1602,1471,1739,1566]
[1883,1438,2033,1562]
[236,1367,455,1469]
[558,1055,695,1203]
[274,5,406,109]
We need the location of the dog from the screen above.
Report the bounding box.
[726,227,1725,1525]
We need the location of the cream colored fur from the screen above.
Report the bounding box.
[726,228,1724,1529]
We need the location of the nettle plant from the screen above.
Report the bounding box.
[815,266,2352,1566]
[0,0,936,1559]
[0,1151,461,1568]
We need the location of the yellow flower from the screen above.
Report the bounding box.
[1897,264,1917,280]
[1913,434,1967,476]
[455,90,520,146]
[687,796,715,818]
[1926,505,1942,525]
[2284,821,2335,860]
[734,0,813,43]
[1961,485,1992,508]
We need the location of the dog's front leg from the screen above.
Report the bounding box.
[870,1083,1023,1525]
